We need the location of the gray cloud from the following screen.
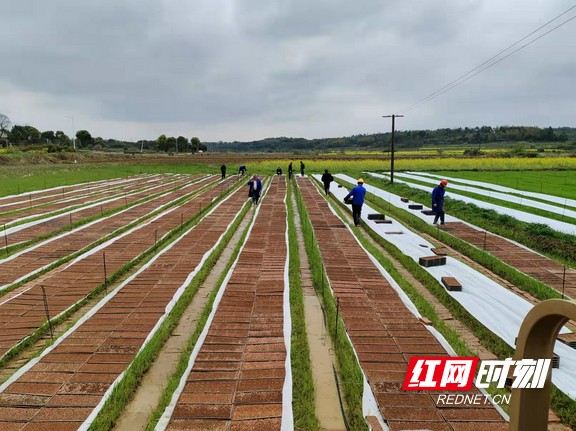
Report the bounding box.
[1,0,575,141]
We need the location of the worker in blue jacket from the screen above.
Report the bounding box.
[432,179,448,225]
[343,178,367,226]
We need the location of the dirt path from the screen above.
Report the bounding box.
[113,207,252,431]
[293,190,346,431]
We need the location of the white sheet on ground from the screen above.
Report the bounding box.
[282,184,294,431]
[392,171,576,221]
[408,171,576,209]
[365,172,576,235]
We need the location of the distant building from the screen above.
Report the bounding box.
[0,135,8,148]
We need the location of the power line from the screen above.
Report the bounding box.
[400,4,576,114]
[402,4,576,113]
[403,13,576,113]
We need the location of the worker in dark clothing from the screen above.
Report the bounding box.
[247,175,262,205]
[300,161,305,177]
[288,162,293,179]
[220,164,226,179]
[239,165,247,176]
[321,169,334,195]
[276,167,283,175]
[343,178,366,227]
[432,179,448,225]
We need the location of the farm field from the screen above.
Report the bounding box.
[0,158,575,430]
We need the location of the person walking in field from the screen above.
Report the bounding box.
[321,169,334,195]
[288,162,293,179]
[343,178,366,227]
[247,174,262,205]
[432,179,448,225]
[220,164,226,179]
[300,161,305,177]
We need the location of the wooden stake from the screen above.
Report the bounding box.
[41,286,54,340]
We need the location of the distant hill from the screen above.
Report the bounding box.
[206,126,576,153]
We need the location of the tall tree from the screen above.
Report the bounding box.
[166,136,177,152]
[76,130,93,148]
[190,136,201,152]
[176,136,188,153]
[10,125,41,144]
[55,131,71,146]
[41,130,56,143]
[156,134,169,152]
[25,125,41,143]
[9,125,27,144]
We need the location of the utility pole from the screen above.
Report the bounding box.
[66,116,75,151]
[382,114,404,184]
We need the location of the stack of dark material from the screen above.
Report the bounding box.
[552,354,560,369]
[419,256,446,267]
[367,213,393,224]
[367,214,386,220]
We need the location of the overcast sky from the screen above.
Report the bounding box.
[1,0,575,142]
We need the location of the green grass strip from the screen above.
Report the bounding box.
[294,180,367,431]
[286,177,320,431]
[89,193,253,431]
[551,386,576,429]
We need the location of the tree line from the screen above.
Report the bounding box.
[206,126,575,153]
[2,113,573,154]
[155,135,206,153]
[0,114,206,153]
